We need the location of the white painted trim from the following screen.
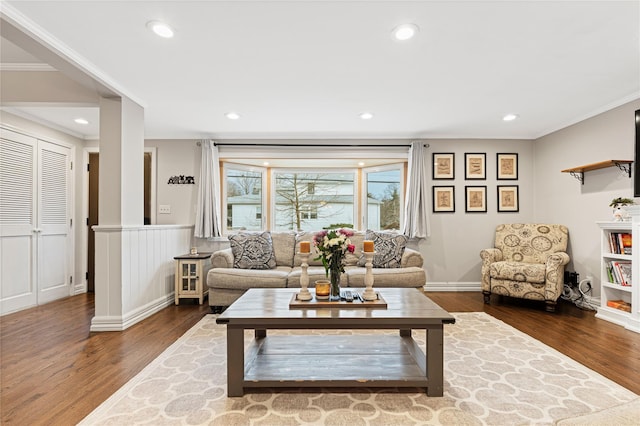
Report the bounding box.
[93,224,193,232]
[424,281,481,292]
[0,63,57,72]
[90,294,174,332]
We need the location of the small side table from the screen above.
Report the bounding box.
[174,252,212,305]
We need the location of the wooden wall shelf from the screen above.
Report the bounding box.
[561,160,633,184]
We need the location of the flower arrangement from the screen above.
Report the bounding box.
[313,228,356,298]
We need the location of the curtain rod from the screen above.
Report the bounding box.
[197,142,429,148]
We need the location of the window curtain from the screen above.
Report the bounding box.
[194,140,222,238]
[403,141,430,238]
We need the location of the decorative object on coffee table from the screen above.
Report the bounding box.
[313,228,355,301]
[297,250,312,301]
[314,280,330,299]
[362,249,377,301]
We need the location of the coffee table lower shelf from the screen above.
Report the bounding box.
[239,334,430,393]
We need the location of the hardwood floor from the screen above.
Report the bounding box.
[1,291,638,425]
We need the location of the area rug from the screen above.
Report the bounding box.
[80,312,638,425]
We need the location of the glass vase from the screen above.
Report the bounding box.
[329,269,341,301]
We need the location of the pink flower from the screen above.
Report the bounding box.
[347,244,356,253]
[339,229,354,237]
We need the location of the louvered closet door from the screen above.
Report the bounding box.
[0,129,38,313]
[36,140,71,304]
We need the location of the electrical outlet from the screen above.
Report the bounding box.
[159,205,171,214]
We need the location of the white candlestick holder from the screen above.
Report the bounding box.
[362,251,377,301]
[297,252,312,300]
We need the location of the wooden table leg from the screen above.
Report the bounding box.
[399,329,411,337]
[226,326,244,397]
[255,329,266,339]
[426,326,444,396]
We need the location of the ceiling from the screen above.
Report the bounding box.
[1,1,638,141]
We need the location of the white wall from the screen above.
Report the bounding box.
[419,139,535,289]
[145,139,200,226]
[533,99,640,299]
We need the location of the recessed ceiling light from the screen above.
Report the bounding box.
[358,162,365,166]
[146,20,175,38]
[503,113,520,122]
[74,118,89,125]
[225,112,240,120]
[359,112,374,120]
[263,161,269,166]
[392,23,419,41]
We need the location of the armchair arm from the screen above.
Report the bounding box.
[544,252,570,301]
[211,247,234,268]
[479,248,503,291]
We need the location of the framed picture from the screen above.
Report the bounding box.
[465,153,486,180]
[432,186,455,213]
[497,185,519,212]
[432,153,455,179]
[497,153,518,180]
[465,186,487,213]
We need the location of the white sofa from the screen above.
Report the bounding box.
[206,230,426,310]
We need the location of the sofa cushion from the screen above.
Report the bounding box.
[358,230,408,268]
[489,261,546,283]
[345,267,425,288]
[208,266,290,290]
[287,266,332,288]
[293,232,326,267]
[271,231,296,267]
[345,231,364,266]
[229,231,276,270]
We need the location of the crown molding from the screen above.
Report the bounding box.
[0,62,57,71]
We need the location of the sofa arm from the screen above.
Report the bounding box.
[401,248,423,268]
[479,248,503,292]
[544,251,570,300]
[211,247,234,268]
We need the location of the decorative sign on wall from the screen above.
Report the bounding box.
[168,175,195,184]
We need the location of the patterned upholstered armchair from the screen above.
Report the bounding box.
[480,224,570,312]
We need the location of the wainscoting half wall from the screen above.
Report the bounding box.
[90,225,193,332]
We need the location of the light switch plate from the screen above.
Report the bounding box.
[159,205,171,214]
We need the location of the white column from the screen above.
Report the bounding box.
[91,96,145,331]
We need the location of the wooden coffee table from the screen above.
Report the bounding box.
[216,287,455,397]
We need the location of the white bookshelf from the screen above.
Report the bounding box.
[596,213,640,333]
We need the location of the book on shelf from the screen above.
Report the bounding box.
[608,260,632,286]
[606,299,632,312]
[607,232,632,255]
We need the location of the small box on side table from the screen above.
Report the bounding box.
[174,252,212,305]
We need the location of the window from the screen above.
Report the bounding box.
[224,165,264,231]
[273,171,355,231]
[219,145,408,234]
[364,166,403,230]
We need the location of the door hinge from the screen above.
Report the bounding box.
[87,163,90,172]
[86,217,89,226]
[70,276,73,284]
[70,161,73,170]
[86,272,89,280]
[70,218,73,226]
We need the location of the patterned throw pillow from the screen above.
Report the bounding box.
[358,230,408,268]
[229,231,276,270]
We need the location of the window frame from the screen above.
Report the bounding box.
[270,168,358,232]
[362,163,405,231]
[222,163,267,233]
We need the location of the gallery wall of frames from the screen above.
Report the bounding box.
[432,152,519,214]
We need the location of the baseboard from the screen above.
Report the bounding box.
[90,294,174,332]
[424,282,481,292]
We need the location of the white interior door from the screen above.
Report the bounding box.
[0,129,38,314]
[36,140,71,304]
